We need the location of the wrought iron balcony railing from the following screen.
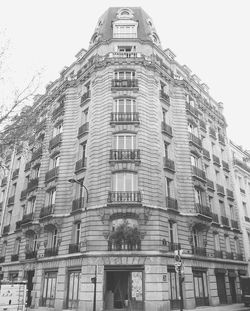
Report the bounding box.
[35,119,46,133]
[209,127,217,139]
[221,216,230,227]
[81,90,91,104]
[226,189,234,199]
[108,51,142,58]
[108,239,141,251]
[1,177,7,187]
[25,250,37,259]
[78,122,89,137]
[72,198,84,212]
[20,189,27,200]
[160,90,170,104]
[161,122,173,137]
[195,203,212,217]
[49,133,62,150]
[202,148,210,160]
[213,155,221,166]
[27,178,39,192]
[235,253,244,261]
[225,251,234,260]
[21,213,33,225]
[52,104,64,119]
[44,247,58,257]
[75,158,87,172]
[166,196,178,210]
[3,225,10,235]
[207,179,214,190]
[110,149,140,161]
[192,166,206,181]
[199,120,206,131]
[111,112,139,123]
[8,195,15,205]
[12,168,19,179]
[218,134,226,145]
[212,213,219,223]
[45,167,59,183]
[31,147,43,161]
[107,191,142,203]
[167,242,181,252]
[111,79,138,89]
[189,133,202,148]
[11,254,19,262]
[68,243,81,254]
[216,184,225,196]
[214,250,223,258]
[24,161,31,171]
[40,205,54,218]
[233,158,250,173]
[186,102,199,117]
[163,157,175,172]
[222,161,230,172]
[231,219,239,229]
[192,246,206,256]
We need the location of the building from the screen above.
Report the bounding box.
[230,141,250,273]
[0,7,248,311]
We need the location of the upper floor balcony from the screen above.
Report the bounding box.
[75,158,87,172]
[192,166,206,181]
[159,90,170,105]
[12,168,19,179]
[72,198,84,213]
[49,133,62,150]
[213,155,221,167]
[52,103,64,119]
[25,250,37,260]
[222,161,230,172]
[186,102,199,118]
[216,184,225,196]
[107,191,142,204]
[110,112,140,124]
[111,79,139,90]
[110,149,140,162]
[8,195,15,205]
[81,90,91,104]
[24,161,31,172]
[20,213,33,226]
[231,219,239,229]
[189,132,202,149]
[11,254,19,262]
[199,120,207,132]
[214,250,223,259]
[212,213,219,224]
[221,216,230,227]
[202,148,210,161]
[233,158,250,174]
[163,157,175,172]
[225,251,234,260]
[218,134,226,146]
[207,179,215,191]
[108,239,141,251]
[15,220,22,231]
[1,177,7,187]
[161,122,173,137]
[78,122,89,137]
[68,243,81,254]
[166,196,178,211]
[195,203,212,218]
[35,119,46,133]
[192,246,206,257]
[20,189,27,200]
[44,247,58,257]
[31,147,43,161]
[3,224,10,235]
[27,178,39,192]
[226,189,234,200]
[45,167,59,183]
[209,127,217,139]
[40,205,54,219]
[108,51,142,59]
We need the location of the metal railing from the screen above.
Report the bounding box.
[75,158,87,172]
[161,122,173,136]
[68,243,81,254]
[216,184,225,195]
[195,203,212,217]
[199,120,206,131]
[27,178,39,192]
[20,189,27,200]
[40,205,54,218]
[15,221,21,231]
[186,102,199,117]
[225,251,234,260]
[8,195,15,205]
[1,177,7,186]
[111,79,138,88]
[44,247,58,257]
[209,127,217,139]
[45,167,59,183]
[207,179,214,190]
[222,161,230,171]
[189,133,202,148]
[21,213,33,225]
[231,219,239,229]
[192,166,206,181]
[212,213,219,223]
[72,198,84,212]
[202,148,210,160]
[110,149,140,161]
[31,147,43,161]
[218,134,225,145]
[163,158,175,172]
[213,155,221,166]
[3,225,10,234]
[49,133,62,149]
[192,246,206,256]
[107,191,142,203]
[108,240,141,251]
[160,90,170,104]
[52,104,64,119]
[25,250,37,259]
[233,158,250,173]
[12,168,19,179]
[226,189,234,199]
[81,90,91,104]
[221,216,230,227]
[25,161,31,171]
[166,196,178,210]
[111,112,139,123]
[214,250,223,258]
[11,254,19,262]
[78,122,89,137]
[167,242,181,252]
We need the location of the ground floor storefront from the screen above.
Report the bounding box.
[0,254,247,311]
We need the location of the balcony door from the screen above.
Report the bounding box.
[112,172,138,192]
[114,98,136,113]
[114,135,136,150]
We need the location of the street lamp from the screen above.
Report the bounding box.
[68,178,89,203]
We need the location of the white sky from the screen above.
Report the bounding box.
[0,0,249,150]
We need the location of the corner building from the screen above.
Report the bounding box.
[0,7,247,311]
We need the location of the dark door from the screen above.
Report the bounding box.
[229,277,237,303]
[216,274,227,304]
[26,270,35,307]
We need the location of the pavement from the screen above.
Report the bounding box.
[184,303,250,311]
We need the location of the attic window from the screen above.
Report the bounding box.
[113,21,138,38]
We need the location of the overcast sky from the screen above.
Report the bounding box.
[0,0,249,150]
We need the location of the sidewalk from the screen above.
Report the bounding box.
[184,303,249,311]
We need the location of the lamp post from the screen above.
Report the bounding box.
[68,179,89,207]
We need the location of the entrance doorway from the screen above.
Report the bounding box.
[193,270,209,307]
[26,270,35,307]
[104,267,144,310]
[229,277,237,303]
[216,273,227,304]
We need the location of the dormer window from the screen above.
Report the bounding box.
[113,22,138,38]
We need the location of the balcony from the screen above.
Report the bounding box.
[108,51,142,59]
[81,90,91,104]
[225,251,234,260]
[49,133,62,150]
[166,196,178,211]
[192,166,206,181]
[186,102,199,118]
[111,79,138,89]
[24,161,31,171]
[195,203,212,218]
[25,250,37,259]
[163,158,175,172]
[68,243,81,254]
[199,120,206,132]
[11,254,19,262]
[212,213,219,224]
[40,205,54,219]
[216,184,225,196]
[45,167,59,183]
[15,220,21,231]
[20,189,27,200]
[218,134,226,145]
[209,127,217,139]
[1,177,7,187]
[111,112,139,124]
[110,149,140,162]
[189,133,202,148]
[233,158,250,174]
[221,216,230,227]
[78,122,89,137]
[72,198,84,212]
[235,253,244,261]
[226,189,234,200]
[8,195,15,205]
[214,250,223,258]
[231,219,239,229]
[52,104,64,119]
[192,246,206,256]
[108,239,141,251]
[0,256,5,263]
[31,147,42,161]
[12,168,19,179]
[35,119,46,133]
[44,247,58,257]
[21,213,33,225]
[3,225,10,235]
[202,148,210,160]
[207,179,215,191]
[159,90,170,104]
[167,242,181,252]
[222,161,230,172]
[27,178,39,192]
[107,191,142,203]
[213,155,221,167]
[161,122,173,137]
[245,216,250,223]
[75,158,87,172]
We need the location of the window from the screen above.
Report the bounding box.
[113,98,136,113]
[25,175,30,188]
[234,238,240,254]
[66,270,80,309]
[214,233,220,251]
[247,233,250,255]
[0,190,5,203]
[162,109,168,124]
[41,271,57,307]
[81,109,88,124]
[243,202,248,217]
[194,188,204,205]
[75,222,81,245]
[79,143,87,161]
[169,222,178,245]
[1,241,7,257]
[14,238,21,255]
[26,197,36,214]
[193,270,209,306]
[47,188,56,206]
[229,205,235,220]
[164,142,169,158]
[52,155,60,169]
[114,71,135,80]
[53,122,63,137]
[113,23,137,38]
[9,272,18,282]
[48,229,58,249]
[16,157,21,169]
[165,177,173,198]
[168,267,180,309]
[192,228,203,248]
[225,235,231,252]
[208,196,213,211]
[113,134,136,149]
[7,210,12,225]
[219,200,226,216]
[27,234,37,252]
[112,172,138,191]
[191,155,200,168]
[34,166,40,178]
[11,183,17,196]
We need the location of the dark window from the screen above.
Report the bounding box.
[41,271,57,307]
[66,270,80,309]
